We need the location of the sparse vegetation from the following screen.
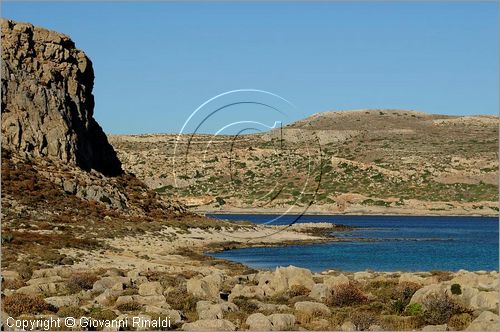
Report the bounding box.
[66,272,99,293]
[3,293,53,317]
[326,282,367,307]
[422,292,469,325]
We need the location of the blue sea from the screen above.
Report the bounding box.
[208,214,499,272]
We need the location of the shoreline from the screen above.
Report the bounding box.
[198,209,499,218]
[2,220,498,331]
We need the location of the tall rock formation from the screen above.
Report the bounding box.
[1,19,122,176]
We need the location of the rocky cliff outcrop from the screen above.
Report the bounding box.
[1,19,122,176]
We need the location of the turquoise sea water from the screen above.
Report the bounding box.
[208,214,499,272]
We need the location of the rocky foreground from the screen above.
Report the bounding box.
[1,260,498,331]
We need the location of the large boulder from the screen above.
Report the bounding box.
[268,314,295,331]
[246,313,273,331]
[264,266,315,294]
[469,291,499,311]
[309,283,329,301]
[138,281,163,296]
[93,276,131,293]
[229,285,265,301]
[410,284,447,304]
[294,301,332,317]
[187,272,224,300]
[324,274,349,289]
[465,311,499,331]
[399,273,436,286]
[451,272,499,292]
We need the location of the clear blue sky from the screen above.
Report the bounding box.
[3,2,498,134]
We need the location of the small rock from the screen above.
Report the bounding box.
[246,313,272,331]
[341,321,356,331]
[44,295,79,308]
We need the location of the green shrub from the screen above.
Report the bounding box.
[392,299,406,314]
[215,196,226,206]
[391,282,421,314]
[450,284,462,295]
[405,303,423,316]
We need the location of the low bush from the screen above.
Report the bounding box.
[287,284,311,297]
[3,293,53,317]
[66,272,99,293]
[116,301,142,312]
[2,278,26,290]
[392,282,422,314]
[350,311,377,331]
[232,296,259,312]
[405,303,423,316]
[88,307,117,320]
[422,293,468,325]
[57,306,86,318]
[448,313,472,330]
[165,286,198,312]
[326,282,367,307]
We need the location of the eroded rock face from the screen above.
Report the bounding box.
[1,19,122,176]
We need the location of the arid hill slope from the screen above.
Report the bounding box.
[110,109,499,215]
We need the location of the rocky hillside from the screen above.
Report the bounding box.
[110,109,499,215]
[0,19,191,273]
[1,19,122,176]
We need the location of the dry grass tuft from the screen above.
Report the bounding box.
[326,282,367,307]
[66,272,99,293]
